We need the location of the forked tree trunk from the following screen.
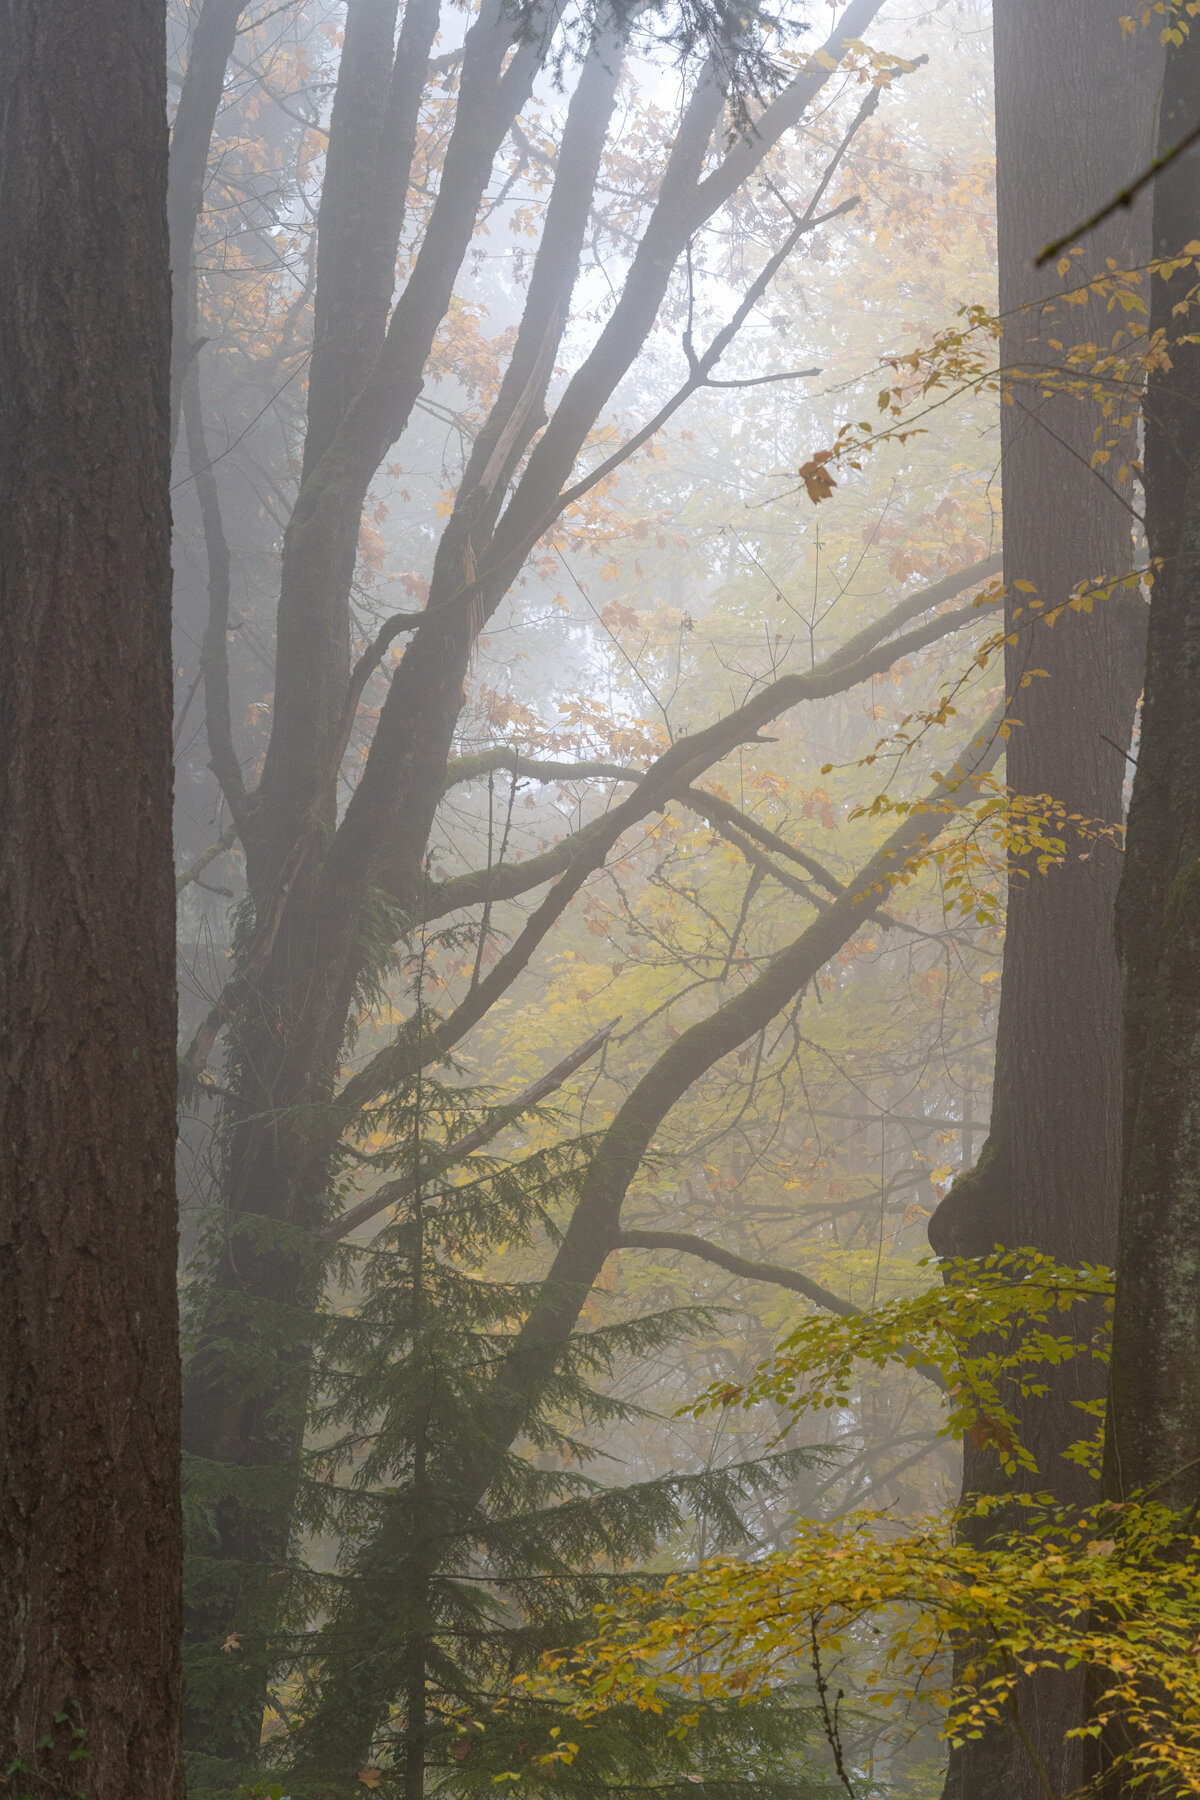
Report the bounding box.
[0,4,181,1797]
[929,4,1153,1795]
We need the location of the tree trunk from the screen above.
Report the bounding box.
[168,0,249,438]
[928,4,1153,1795]
[1104,6,1200,1533]
[0,4,181,1796]
[1088,29,1200,1794]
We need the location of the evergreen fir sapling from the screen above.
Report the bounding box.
[180,909,568,1778]
[268,1100,839,1796]
[179,913,509,1789]
[182,1052,592,1789]
[182,913,842,1800]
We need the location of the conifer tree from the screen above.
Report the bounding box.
[195,1033,840,1798]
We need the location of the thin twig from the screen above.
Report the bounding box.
[810,1619,857,1798]
[1035,117,1200,266]
[176,822,240,895]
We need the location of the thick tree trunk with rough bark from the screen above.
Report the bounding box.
[928,4,1152,1796]
[0,4,181,1796]
[1090,29,1200,1794]
[1104,14,1200,1530]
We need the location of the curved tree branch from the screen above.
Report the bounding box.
[336,584,1004,1107]
[614,1228,860,1316]
[176,822,239,896]
[677,796,832,909]
[478,709,1003,1446]
[615,1230,946,1394]
[424,556,1002,922]
[677,788,971,947]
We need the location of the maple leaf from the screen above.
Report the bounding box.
[221,1632,242,1655]
[359,1768,383,1789]
[968,1414,1016,1453]
[798,454,838,504]
[600,598,641,633]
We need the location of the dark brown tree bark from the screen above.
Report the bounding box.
[0,3,181,1797]
[928,5,1153,1796]
[1104,10,1200,1530]
[1088,27,1200,1795]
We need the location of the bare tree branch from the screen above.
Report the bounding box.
[425,815,615,920]
[615,1228,860,1316]
[176,822,239,896]
[182,362,250,826]
[419,556,1002,921]
[443,751,641,789]
[476,709,1003,1451]
[1035,115,1200,266]
[681,788,847,895]
[303,0,442,472]
[678,796,832,909]
[338,585,1003,1106]
[320,1018,618,1240]
[677,788,968,946]
[169,0,251,435]
[617,1232,950,1396]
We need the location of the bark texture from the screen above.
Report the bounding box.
[928,4,1153,1795]
[1105,15,1200,1521]
[1091,31,1200,1794]
[0,3,181,1797]
[988,0,1149,1461]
